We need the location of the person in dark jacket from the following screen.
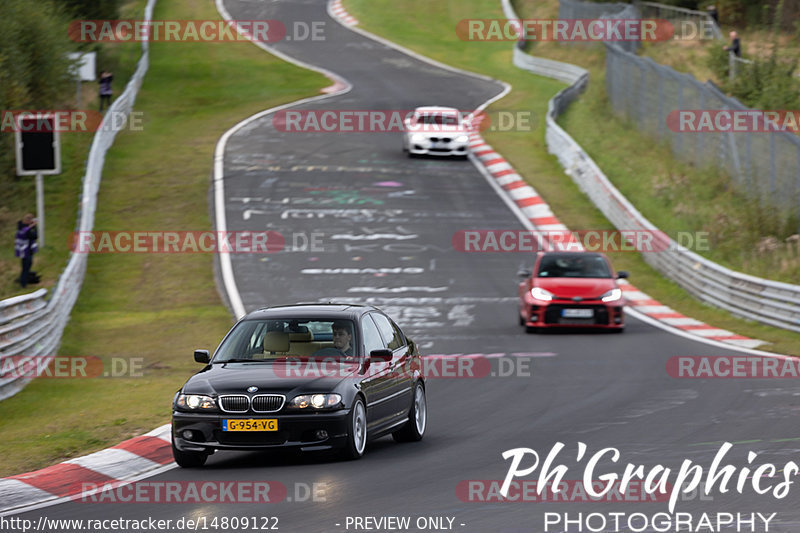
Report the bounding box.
[706,5,719,24]
[15,213,39,288]
[723,31,741,57]
[99,71,113,112]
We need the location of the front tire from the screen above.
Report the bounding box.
[172,439,208,468]
[393,382,427,443]
[341,397,367,459]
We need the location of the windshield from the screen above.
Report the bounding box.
[213,318,359,362]
[417,113,460,126]
[537,254,612,278]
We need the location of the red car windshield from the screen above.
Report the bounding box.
[537,254,612,278]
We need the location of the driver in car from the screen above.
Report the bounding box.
[313,320,356,359]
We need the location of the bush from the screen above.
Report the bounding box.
[708,0,800,109]
[51,0,122,20]
[728,56,800,109]
[0,0,78,184]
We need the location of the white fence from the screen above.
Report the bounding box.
[0,0,158,401]
[636,1,723,40]
[504,0,800,333]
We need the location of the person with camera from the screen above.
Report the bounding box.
[15,213,39,288]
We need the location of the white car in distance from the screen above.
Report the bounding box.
[402,106,471,158]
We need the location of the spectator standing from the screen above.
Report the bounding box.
[706,5,719,24]
[15,213,39,288]
[99,71,113,111]
[723,31,741,57]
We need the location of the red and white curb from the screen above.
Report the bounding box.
[617,282,764,348]
[0,424,172,515]
[330,0,358,26]
[467,130,765,349]
[321,79,348,94]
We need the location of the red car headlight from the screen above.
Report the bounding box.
[530,287,554,301]
[601,288,623,302]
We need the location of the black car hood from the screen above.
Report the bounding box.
[181,361,360,396]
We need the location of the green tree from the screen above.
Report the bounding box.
[0,0,78,181]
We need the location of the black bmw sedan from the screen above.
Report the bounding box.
[171,304,427,467]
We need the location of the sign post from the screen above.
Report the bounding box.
[67,52,96,108]
[36,173,45,247]
[14,113,62,247]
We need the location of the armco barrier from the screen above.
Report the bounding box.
[504,0,800,333]
[0,0,158,401]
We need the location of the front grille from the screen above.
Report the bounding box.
[429,137,452,143]
[544,305,609,325]
[252,394,285,413]
[219,395,249,413]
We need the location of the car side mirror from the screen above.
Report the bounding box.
[517,269,532,278]
[616,271,629,279]
[369,349,393,362]
[194,349,210,364]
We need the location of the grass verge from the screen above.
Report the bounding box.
[343,0,800,356]
[0,1,146,299]
[0,0,327,476]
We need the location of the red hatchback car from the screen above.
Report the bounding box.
[518,251,628,332]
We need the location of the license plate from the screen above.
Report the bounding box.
[562,308,594,318]
[223,419,278,432]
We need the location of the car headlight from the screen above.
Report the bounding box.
[455,134,469,143]
[601,288,623,302]
[530,287,554,301]
[410,133,427,144]
[175,394,216,411]
[288,393,342,410]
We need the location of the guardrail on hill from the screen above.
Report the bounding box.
[504,0,800,333]
[636,1,723,40]
[0,0,158,401]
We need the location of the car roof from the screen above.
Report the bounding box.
[242,303,378,321]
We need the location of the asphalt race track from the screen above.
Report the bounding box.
[10,1,800,532]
